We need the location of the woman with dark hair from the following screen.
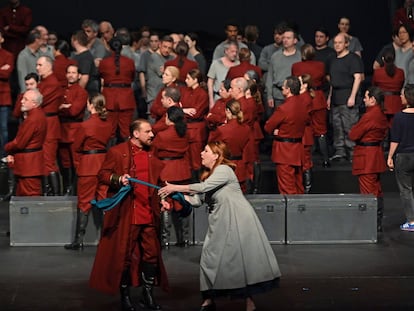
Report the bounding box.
[152,106,191,247]
[53,39,76,88]
[206,79,231,136]
[65,93,112,250]
[184,32,207,75]
[372,48,405,148]
[99,37,136,144]
[159,141,281,311]
[164,40,199,84]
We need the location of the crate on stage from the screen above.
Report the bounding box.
[246,194,286,244]
[9,196,100,246]
[285,194,377,244]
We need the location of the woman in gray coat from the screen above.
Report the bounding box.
[159,141,281,311]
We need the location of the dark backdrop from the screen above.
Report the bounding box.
[1,0,401,75]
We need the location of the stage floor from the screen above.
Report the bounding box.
[1,160,414,310]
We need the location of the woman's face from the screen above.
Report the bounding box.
[338,18,350,34]
[184,35,194,49]
[201,145,218,169]
[185,74,197,88]
[162,68,176,85]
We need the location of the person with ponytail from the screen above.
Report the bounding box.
[99,37,136,145]
[152,106,191,247]
[159,140,281,311]
[64,93,112,250]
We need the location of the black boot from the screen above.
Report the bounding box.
[140,263,161,310]
[252,162,261,194]
[120,270,136,311]
[61,167,74,196]
[161,211,171,248]
[377,196,384,233]
[318,135,330,168]
[42,175,52,196]
[48,171,61,196]
[1,168,15,201]
[64,210,89,250]
[303,169,312,194]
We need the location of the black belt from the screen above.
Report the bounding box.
[356,141,381,146]
[313,86,324,90]
[45,112,58,117]
[16,147,42,153]
[383,91,400,96]
[159,156,184,160]
[81,149,107,154]
[187,119,204,123]
[274,137,302,143]
[103,83,131,88]
[60,117,83,123]
[229,155,242,160]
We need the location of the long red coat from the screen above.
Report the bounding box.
[209,119,250,182]
[0,48,14,106]
[89,140,168,295]
[5,107,46,177]
[349,105,388,175]
[372,67,405,115]
[264,95,309,166]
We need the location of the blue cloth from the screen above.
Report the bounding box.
[90,177,193,217]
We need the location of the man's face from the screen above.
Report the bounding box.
[21,90,36,112]
[282,31,297,49]
[314,31,329,48]
[333,34,347,54]
[99,24,114,42]
[83,26,97,42]
[24,78,37,90]
[66,65,81,84]
[225,25,238,41]
[281,81,289,97]
[274,31,283,45]
[224,44,238,62]
[161,91,170,108]
[37,26,49,46]
[134,122,154,147]
[36,57,51,78]
[159,40,173,57]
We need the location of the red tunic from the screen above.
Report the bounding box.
[180,86,209,170]
[164,56,198,83]
[349,105,388,175]
[5,106,46,177]
[150,82,180,121]
[54,54,77,88]
[0,4,32,57]
[372,67,405,115]
[0,48,14,105]
[206,97,228,131]
[89,140,168,295]
[226,61,262,81]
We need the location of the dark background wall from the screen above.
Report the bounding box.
[1,0,402,75]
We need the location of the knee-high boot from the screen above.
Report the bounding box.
[64,209,89,250]
[318,135,330,168]
[253,162,261,194]
[377,196,384,233]
[120,269,136,311]
[161,210,171,248]
[303,169,312,194]
[48,171,61,196]
[61,167,74,196]
[42,175,52,196]
[140,262,161,310]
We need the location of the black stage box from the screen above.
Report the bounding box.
[285,194,377,244]
[9,196,100,246]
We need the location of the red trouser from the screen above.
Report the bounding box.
[358,173,383,197]
[303,145,313,171]
[16,177,42,196]
[276,163,304,194]
[43,138,59,173]
[108,109,135,140]
[77,175,98,213]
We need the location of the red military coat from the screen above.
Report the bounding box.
[89,140,168,295]
[38,73,64,140]
[299,92,314,146]
[152,125,191,182]
[0,48,14,105]
[164,56,198,83]
[150,82,180,121]
[181,85,209,139]
[349,105,388,175]
[73,114,112,176]
[372,67,405,115]
[54,54,77,88]
[99,53,136,111]
[5,107,46,177]
[264,95,309,166]
[226,61,262,81]
[59,83,88,144]
[12,93,23,119]
[209,119,250,182]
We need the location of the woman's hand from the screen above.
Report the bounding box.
[158,181,176,197]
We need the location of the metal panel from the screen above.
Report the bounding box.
[285,194,377,244]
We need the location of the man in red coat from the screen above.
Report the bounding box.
[58,64,88,195]
[264,76,309,194]
[89,119,168,311]
[349,86,388,232]
[5,88,46,196]
[37,55,64,195]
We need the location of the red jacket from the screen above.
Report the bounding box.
[0,48,14,105]
[89,140,168,295]
[349,105,388,175]
[164,56,198,83]
[5,107,46,177]
[264,95,309,166]
[226,61,262,81]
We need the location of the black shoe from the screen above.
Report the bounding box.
[64,242,84,250]
[321,160,330,168]
[200,302,216,311]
